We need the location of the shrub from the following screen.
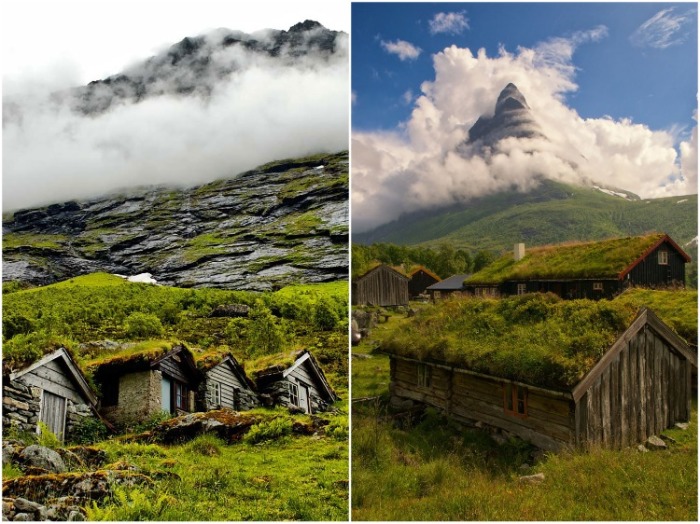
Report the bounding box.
[69,417,108,445]
[313,298,340,331]
[244,417,293,444]
[124,312,164,339]
[187,434,223,456]
[37,422,61,449]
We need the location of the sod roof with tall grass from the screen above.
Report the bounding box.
[381,293,643,391]
[466,233,671,284]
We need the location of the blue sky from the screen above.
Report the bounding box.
[352,2,697,133]
[351,2,698,232]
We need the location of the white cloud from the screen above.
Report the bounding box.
[352,31,696,233]
[402,89,414,105]
[380,39,422,61]
[630,7,695,49]
[3,32,349,211]
[429,11,470,35]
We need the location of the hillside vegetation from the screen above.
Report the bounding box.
[2,272,348,392]
[354,179,697,252]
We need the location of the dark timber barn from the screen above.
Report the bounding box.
[466,233,691,300]
[352,264,409,306]
[407,266,441,298]
[387,297,696,450]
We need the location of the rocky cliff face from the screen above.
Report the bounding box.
[3,151,348,291]
[467,83,545,147]
[53,20,346,115]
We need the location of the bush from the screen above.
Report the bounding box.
[187,434,223,456]
[37,422,61,449]
[124,312,164,339]
[313,298,340,331]
[244,418,293,444]
[70,417,108,445]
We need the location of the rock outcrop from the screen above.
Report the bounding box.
[3,151,348,291]
[467,83,545,147]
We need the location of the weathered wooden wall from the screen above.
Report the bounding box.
[203,362,258,411]
[352,266,409,306]
[628,242,687,287]
[287,362,330,413]
[390,357,575,450]
[575,325,690,449]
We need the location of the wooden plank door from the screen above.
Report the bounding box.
[298,384,310,413]
[40,391,67,442]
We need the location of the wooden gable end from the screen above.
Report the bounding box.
[572,309,694,448]
[153,346,201,387]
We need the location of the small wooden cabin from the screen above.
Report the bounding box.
[466,234,691,300]
[254,350,337,413]
[2,348,98,442]
[91,344,202,426]
[425,273,471,301]
[388,299,695,451]
[352,264,409,307]
[407,267,441,298]
[197,353,259,411]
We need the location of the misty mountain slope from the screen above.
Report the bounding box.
[3,151,348,290]
[58,20,344,115]
[3,20,348,212]
[354,179,697,253]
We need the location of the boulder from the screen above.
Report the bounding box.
[210,304,250,318]
[518,472,545,484]
[637,444,649,453]
[646,435,667,450]
[674,422,689,430]
[18,445,66,473]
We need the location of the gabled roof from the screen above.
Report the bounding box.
[197,352,256,391]
[466,233,690,285]
[9,347,97,406]
[426,273,471,291]
[253,349,336,401]
[356,264,409,281]
[408,266,441,282]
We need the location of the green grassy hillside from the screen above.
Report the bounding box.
[354,180,697,252]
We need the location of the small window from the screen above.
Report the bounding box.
[658,251,669,265]
[175,382,189,411]
[503,383,527,417]
[434,291,441,299]
[232,387,240,411]
[208,382,221,407]
[417,364,431,387]
[289,382,299,406]
[516,283,527,295]
[593,282,603,291]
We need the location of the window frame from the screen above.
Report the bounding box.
[208,381,221,407]
[417,363,431,387]
[174,382,189,411]
[503,383,528,418]
[592,282,603,291]
[658,250,669,265]
[289,382,300,407]
[516,283,527,295]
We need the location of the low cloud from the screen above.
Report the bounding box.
[352,30,696,233]
[380,39,422,61]
[630,7,695,49]
[3,29,349,211]
[429,11,470,35]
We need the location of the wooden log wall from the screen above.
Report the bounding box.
[353,266,409,306]
[391,357,575,451]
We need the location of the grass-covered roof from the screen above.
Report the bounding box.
[381,293,642,391]
[466,233,669,284]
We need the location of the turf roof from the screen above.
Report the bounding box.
[465,233,670,284]
[381,293,642,391]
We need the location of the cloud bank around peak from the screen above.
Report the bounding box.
[3,29,349,211]
[352,30,697,233]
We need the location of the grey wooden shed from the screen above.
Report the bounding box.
[3,347,98,442]
[197,353,259,412]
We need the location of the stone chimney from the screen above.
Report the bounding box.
[514,243,525,262]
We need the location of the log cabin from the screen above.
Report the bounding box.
[89,343,202,426]
[2,347,98,442]
[253,350,337,413]
[465,233,691,300]
[407,266,441,298]
[352,264,409,306]
[196,353,259,411]
[386,295,696,450]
